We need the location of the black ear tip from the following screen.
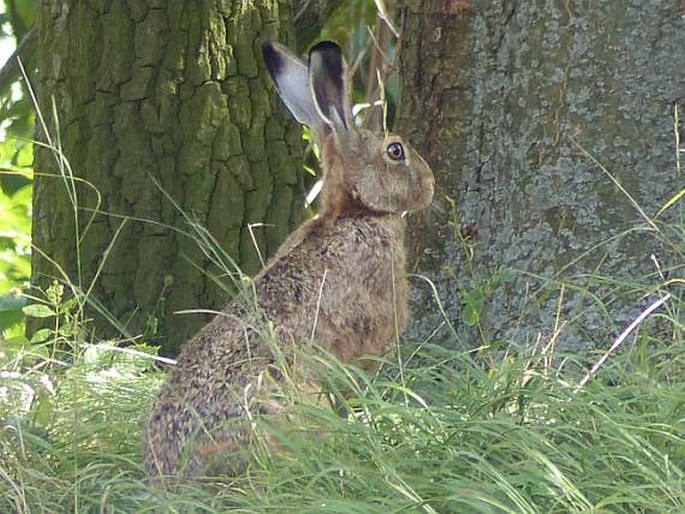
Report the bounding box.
[309,40,342,58]
[261,41,275,60]
[262,41,282,73]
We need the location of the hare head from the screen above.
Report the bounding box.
[262,40,434,219]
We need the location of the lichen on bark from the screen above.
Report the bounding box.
[397,0,684,351]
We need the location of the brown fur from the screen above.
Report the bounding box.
[143,41,434,481]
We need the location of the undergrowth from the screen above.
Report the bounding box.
[1,327,684,513]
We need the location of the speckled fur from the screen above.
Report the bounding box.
[143,41,434,481]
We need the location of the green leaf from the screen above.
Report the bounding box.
[58,323,73,337]
[61,297,78,312]
[486,267,516,292]
[462,289,485,327]
[462,304,480,326]
[30,328,52,344]
[22,304,56,318]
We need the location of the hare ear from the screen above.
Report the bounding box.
[308,41,351,131]
[262,41,323,128]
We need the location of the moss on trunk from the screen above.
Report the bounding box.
[32,1,311,354]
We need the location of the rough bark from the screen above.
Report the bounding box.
[32,1,317,355]
[397,0,684,351]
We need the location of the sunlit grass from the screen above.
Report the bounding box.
[1,326,684,512]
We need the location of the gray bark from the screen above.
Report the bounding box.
[397,0,684,351]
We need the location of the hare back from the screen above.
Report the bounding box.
[144,330,287,480]
[144,213,409,480]
[255,214,409,361]
[174,213,409,367]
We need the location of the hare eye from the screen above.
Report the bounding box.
[386,142,405,161]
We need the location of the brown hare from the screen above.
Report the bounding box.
[143,40,434,481]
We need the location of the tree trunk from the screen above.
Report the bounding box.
[31,1,329,355]
[397,1,684,351]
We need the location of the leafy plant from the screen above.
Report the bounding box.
[0,171,32,338]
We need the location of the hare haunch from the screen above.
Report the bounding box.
[143,40,434,480]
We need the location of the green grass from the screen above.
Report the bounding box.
[1,317,684,513]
